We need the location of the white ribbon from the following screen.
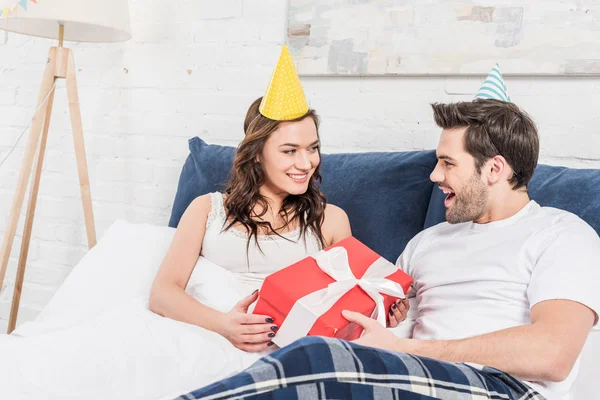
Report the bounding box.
[273,247,406,347]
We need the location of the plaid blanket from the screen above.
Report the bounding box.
[176,337,544,400]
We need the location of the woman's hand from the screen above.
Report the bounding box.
[387,297,410,328]
[216,290,278,352]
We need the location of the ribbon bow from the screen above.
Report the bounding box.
[273,247,406,347]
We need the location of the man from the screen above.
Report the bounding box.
[177,75,600,400]
[343,99,600,399]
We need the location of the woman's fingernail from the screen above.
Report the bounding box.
[389,310,393,316]
[265,318,274,323]
[252,289,258,295]
[392,304,397,309]
[268,341,274,346]
[268,333,275,338]
[271,326,279,331]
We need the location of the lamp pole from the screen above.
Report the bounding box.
[2,22,97,333]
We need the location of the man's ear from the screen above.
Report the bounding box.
[487,155,508,184]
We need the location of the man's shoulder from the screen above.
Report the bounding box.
[520,204,600,260]
[531,204,594,234]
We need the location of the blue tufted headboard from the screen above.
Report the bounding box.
[170,137,600,261]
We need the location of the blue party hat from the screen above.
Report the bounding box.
[475,63,511,102]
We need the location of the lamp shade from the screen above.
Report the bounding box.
[0,0,131,43]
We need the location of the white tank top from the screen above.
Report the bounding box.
[201,192,322,287]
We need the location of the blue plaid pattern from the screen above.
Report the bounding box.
[176,337,545,400]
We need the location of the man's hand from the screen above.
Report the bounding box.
[343,310,407,352]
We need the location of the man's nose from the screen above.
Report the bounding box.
[430,163,444,183]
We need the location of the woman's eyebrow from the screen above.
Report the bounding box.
[279,140,320,148]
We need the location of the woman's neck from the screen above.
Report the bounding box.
[258,187,286,215]
[255,188,298,231]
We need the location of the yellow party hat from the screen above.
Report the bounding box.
[259,44,309,121]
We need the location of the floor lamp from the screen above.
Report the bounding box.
[0,0,131,333]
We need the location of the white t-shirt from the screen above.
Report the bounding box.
[396,200,600,400]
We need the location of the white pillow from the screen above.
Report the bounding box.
[13,220,176,336]
[573,330,600,399]
[185,256,250,313]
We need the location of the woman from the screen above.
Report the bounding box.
[149,96,353,352]
[0,99,353,400]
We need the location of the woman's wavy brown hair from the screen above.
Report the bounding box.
[222,97,327,252]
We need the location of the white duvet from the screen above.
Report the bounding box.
[0,220,419,400]
[0,221,271,400]
[0,297,264,400]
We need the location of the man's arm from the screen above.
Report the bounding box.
[344,299,595,382]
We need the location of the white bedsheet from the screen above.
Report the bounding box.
[0,257,269,400]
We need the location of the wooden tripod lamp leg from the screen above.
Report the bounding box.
[0,48,57,303]
[65,49,97,249]
[7,86,56,334]
[2,46,98,333]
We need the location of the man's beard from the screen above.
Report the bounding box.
[446,172,488,224]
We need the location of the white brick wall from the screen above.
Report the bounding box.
[0,0,599,329]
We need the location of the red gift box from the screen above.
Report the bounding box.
[253,236,413,347]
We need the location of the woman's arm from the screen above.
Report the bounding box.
[149,195,222,329]
[321,204,352,246]
[149,195,276,351]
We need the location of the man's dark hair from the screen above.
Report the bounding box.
[431,99,539,190]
